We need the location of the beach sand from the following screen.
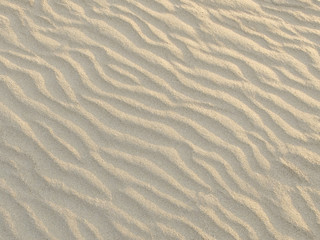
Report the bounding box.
[0,0,320,239]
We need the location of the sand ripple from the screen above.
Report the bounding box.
[0,0,320,239]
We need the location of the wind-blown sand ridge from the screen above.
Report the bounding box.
[0,0,320,239]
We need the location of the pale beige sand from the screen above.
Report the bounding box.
[0,0,320,239]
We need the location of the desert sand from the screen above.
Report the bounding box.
[0,0,320,239]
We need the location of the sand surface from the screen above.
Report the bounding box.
[0,0,320,239]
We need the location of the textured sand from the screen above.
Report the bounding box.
[0,0,320,239]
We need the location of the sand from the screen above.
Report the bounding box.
[0,0,320,239]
